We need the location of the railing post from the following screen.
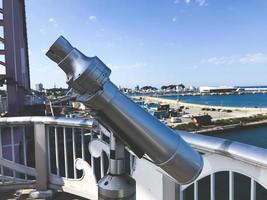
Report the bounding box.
[229,171,234,200]
[30,122,53,199]
[250,179,256,200]
[210,173,215,200]
[163,175,179,200]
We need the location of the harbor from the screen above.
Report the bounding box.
[132,95,267,134]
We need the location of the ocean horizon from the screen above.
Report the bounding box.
[161,93,267,108]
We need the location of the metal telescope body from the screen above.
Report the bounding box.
[46,36,203,185]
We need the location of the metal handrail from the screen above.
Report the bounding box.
[0,116,266,169]
[0,116,98,128]
[179,131,267,168]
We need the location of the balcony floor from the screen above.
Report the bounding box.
[1,189,88,200]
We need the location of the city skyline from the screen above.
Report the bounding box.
[26,0,267,89]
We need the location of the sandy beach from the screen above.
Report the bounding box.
[134,96,267,123]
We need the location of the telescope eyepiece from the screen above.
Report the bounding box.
[46,36,73,64]
[46,36,111,96]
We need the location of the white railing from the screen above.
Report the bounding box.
[0,116,266,200]
[176,132,267,200]
[0,117,105,199]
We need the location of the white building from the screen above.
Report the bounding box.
[35,83,44,92]
[199,86,238,93]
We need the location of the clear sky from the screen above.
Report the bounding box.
[26,0,267,89]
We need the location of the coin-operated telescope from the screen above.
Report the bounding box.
[46,36,203,200]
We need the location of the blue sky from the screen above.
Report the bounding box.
[26,0,267,89]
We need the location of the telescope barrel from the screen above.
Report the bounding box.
[46,36,203,184]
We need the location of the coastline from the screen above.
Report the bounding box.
[140,96,267,112]
[133,96,267,134]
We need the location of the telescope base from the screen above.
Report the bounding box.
[98,173,136,200]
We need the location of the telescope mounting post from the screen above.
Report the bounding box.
[98,133,136,200]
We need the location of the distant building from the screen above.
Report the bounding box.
[152,111,169,119]
[135,85,140,91]
[242,86,267,92]
[157,104,170,112]
[161,84,178,92]
[177,84,185,92]
[192,115,212,128]
[119,87,132,94]
[35,83,44,92]
[186,85,197,92]
[161,84,186,92]
[199,86,238,93]
[140,86,158,93]
[146,103,158,111]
